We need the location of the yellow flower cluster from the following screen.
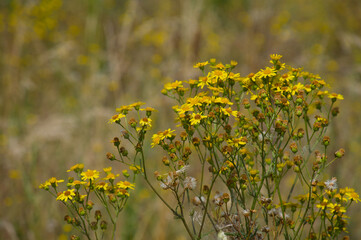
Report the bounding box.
[104,55,353,239]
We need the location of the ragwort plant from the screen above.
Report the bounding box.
[106,55,359,240]
[41,54,359,240]
[39,164,135,240]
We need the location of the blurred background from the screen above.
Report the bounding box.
[1,0,361,239]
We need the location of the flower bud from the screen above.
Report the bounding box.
[335,148,345,158]
[90,221,98,230]
[64,215,72,224]
[203,185,210,195]
[222,193,230,203]
[121,131,130,139]
[192,137,200,146]
[290,142,298,153]
[78,207,86,216]
[95,210,102,220]
[297,128,305,138]
[128,118,137,128]
[162,156,170,166]
[322,136,330,146]
[106,152,115,161]
[331,107,339,117]
[100,220,108,230]
[86,201,94,210]
[122,169,130,178]
[242,98,250,109]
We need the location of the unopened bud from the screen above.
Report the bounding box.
[335,148,345,158]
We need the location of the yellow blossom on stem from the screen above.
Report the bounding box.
[139,117,152,128]
[214,97,233,105]
[48,177,64,187]
[327,203,346,214]
[109,113,126,124]
[193,61,209,69]
[316,199,329,210]
[56,189,76,202]
[81,170,100,181]
[190,113,207,126]
[152,133,164,148]
[104,173,120,181]
[116,105,132,113]
[117,181,135,190]
[116,189,130,197]
[129,165,143,173]
[96,182,109,191]
[164,80,183,90]
[71,180,87,187]
[257,67,277,79]
[221,107,238,117]
[39,181,51,190]
[67,163,84,173]
[270,54,283,61]
[328,93,344,101]
[129,102,145,110]
[345,188,360,203]
[175,104,194,115]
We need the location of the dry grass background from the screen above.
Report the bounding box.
[1,0,361,239]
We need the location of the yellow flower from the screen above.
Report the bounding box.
[39,181,51,190]
[129,165,143,173]
[345,188,360,203]
[117,181,135,190]
[140,107,157,113]
[67,163,84,173]
[199,95,212,105]
[176,104,194,115]
[211,63,225,69]
[250,94,258,101]
[280,73,294,82]
[257,67,277,79]
[228,72,241,81]
[139,117,152,127]
[104,173,119,181]
[207,70,228,83]
[116,189,130,197]
[221,107,238,117]
[48,177,64,187]
[151,133,164,148]
[328,93,344,101]
[70,180,87,188]
[95,182,109,191]
[187,96,203,107]
[190,113,207,126]
[164,80,183,90]
[109,113,126,124]
[214,97,233,105]
[56,189,76,202]
[207,86,224,95]
[197,76,208,89]
[116,105,132,113]
[193,61,209,69]
[103,167,112,173]
[227,137,247,147]
[129,102,145,110]
[327,203,346,214]
[81,170,100,181]
[316,198,329,210]
[270,54,282,61]
[188,79,198,86]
